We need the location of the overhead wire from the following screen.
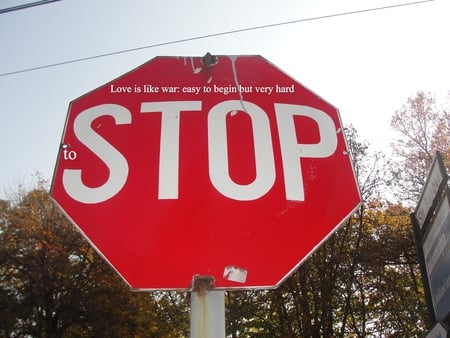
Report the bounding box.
[0,0,435,77]
[0,0,62,14]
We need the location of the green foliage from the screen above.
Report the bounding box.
[0,188,188,337]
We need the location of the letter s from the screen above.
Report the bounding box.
[63,104,131,204]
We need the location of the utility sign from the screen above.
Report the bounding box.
[51,55,361,290]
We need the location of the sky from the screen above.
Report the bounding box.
[0,0,449,197]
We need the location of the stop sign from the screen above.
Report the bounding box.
[51,55,360,290]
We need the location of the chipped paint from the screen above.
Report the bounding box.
[276,201,301,218]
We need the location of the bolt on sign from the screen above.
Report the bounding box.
[51,55,361,290]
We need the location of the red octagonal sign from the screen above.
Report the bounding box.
[51,55,361,290]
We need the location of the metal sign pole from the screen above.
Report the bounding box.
[190,276,225,338]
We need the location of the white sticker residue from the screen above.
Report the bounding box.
[223,266,248,283]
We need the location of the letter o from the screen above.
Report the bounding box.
[208,100,275,201]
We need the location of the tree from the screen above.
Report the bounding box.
[390,91,450,203]
[224,126,428,337]
[0,185,188,337]
[225,202,428,337]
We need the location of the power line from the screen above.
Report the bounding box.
[0,0,62,14]
[0,0,434,77]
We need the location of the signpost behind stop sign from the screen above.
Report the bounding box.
[51,55,361,290]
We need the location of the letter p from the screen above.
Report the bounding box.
[275,104,337,201]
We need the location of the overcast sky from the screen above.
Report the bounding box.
[1,0,449,196]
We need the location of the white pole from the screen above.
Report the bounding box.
[190,275,225,338]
